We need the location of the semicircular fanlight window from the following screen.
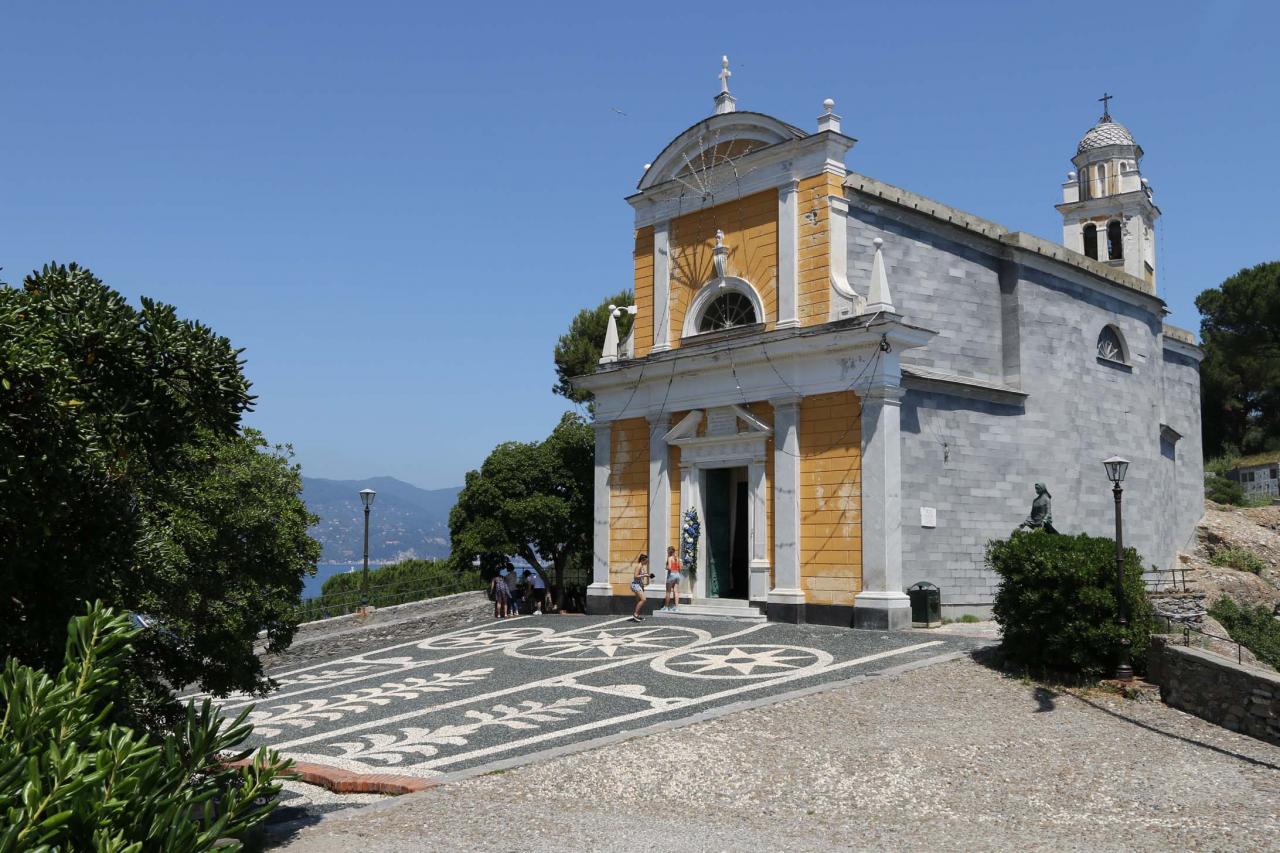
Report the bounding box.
[698,292,757,333]
[1097,325,1125,362]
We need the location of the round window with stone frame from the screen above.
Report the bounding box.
[1097,325,1127,363]
[697,291,757,333]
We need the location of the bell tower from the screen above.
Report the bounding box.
[1056,95,1160,291]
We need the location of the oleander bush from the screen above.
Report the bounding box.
[988,530,1154,679]
[1209,596,1280,671]
[1210,547,1268,574]
[0,602,289,851]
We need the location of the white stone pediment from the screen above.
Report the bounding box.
[664,404,771,467]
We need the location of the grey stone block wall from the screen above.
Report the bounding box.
[1148,635,1280,746]
[846,203,1004,383]
[847,199,1204,607]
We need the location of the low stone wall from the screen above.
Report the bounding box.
[1147,634,1280,746]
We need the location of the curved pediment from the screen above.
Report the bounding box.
[638,111,806,191]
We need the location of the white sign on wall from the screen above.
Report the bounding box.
[920,507,937,528]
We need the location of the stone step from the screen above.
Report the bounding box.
[651,599,766,622]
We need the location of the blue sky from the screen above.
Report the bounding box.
[3,1,1276,489]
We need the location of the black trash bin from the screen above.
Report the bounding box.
[907,581,942,628]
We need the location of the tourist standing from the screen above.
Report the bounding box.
[629,554,651,621]
[662,546,681,612]
[525,567,548,614]
[509,568,526,616]
[491,570,510,619]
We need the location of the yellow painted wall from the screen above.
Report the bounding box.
[668,190,778,344]
[798,391,862,605]
[796,173,844,327]
[609,418,649,594]
[632,227,655,358]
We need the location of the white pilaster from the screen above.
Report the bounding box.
[748,457,770,602]
[588,421,613,599]
[854,387,909,629]
[768,396,804,609]
[647,412,670,576]
[776,180,800,329]
[652,221,671,353]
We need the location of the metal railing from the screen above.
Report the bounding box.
[1156,615,1246,665]
[1144,565,1190,593]
[296,577,486,622]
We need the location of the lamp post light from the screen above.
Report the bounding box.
[1102,456,1132,681]
[359,488,376,613]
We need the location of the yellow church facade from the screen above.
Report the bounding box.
[577,64,930,628]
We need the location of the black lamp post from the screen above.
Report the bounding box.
[359,488,376,611]
[1103,456,1132,681]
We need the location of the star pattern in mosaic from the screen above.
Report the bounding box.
[507,626,704,661]
[416,626,551,651]
[654,644,831,679]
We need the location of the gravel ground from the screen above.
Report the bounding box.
[273,653,1280,852]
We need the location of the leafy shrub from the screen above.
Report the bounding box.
[1210,547,1268,574]
[1205,476,1246,506]
[1209,596,1280,671]
[988,531,1154,678]
[0,602,289,851]
[297,558,484,620]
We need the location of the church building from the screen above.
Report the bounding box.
[577,61,1204,628]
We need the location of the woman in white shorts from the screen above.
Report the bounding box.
[629,554,651,621]
[662,545,682,612]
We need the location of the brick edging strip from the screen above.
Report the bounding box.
[227,758,436,795]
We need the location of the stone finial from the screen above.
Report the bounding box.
[1068,171,1077,181]
[714,55,737,115]
[866,237,896,314]
[817,97,841,133]
[599,305,620,365]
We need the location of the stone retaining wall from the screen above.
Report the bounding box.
[1147,634,1280,746]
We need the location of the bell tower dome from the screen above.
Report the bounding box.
[1056,94,1160,291]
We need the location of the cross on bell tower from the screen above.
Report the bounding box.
[1098,92,1113,121]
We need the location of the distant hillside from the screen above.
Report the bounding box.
[301,475,460,563]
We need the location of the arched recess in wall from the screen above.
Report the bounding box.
[1083,223,1099,260]
[683,277,764,337]
[1107,220,1123,260]
[1096,324,1128,363]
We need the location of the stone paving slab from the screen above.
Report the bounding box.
[216,615,986,783]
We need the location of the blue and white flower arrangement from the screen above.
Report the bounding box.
[680,508,700,580]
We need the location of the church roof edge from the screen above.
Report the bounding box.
[844,171,1161,301]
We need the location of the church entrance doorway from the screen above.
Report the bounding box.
[704,466,749,599]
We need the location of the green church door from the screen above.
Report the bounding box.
[704,468,734,598]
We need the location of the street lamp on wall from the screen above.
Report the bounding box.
[359,488,376,613]
[1102,456,1132,681]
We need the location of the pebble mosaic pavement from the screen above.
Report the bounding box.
[210,614,988,781]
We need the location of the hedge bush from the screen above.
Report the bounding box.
[297,558,484,621]
[1209,596,1280,670]
[988,530,1154,678]
[1205,476,1246,506]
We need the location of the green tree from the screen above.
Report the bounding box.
[552,290,633,412]
[0,263,319,727]
[0,602,289,851]
[1196,261,1280,458]
[449,413,593,608]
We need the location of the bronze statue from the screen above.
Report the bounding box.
[1019,483,1059,534]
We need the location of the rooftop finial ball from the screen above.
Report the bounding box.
[873,237,884,248]
[823,98,835,110]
